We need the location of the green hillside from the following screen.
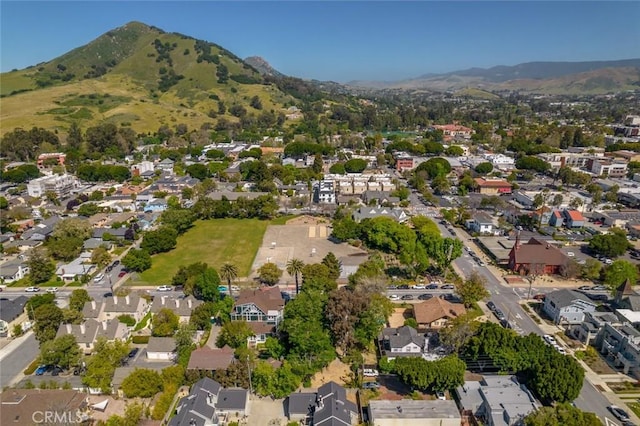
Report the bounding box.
[0,21,301,135]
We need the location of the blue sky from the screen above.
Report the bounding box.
[1,1,639,82]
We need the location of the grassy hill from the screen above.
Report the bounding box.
[0,21,298,136]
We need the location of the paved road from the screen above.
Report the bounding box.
[421,208,622,424]
[0,333,38,388]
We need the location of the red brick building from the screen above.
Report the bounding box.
[508,237,569,276]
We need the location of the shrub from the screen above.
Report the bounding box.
[24,359,40,375]
[132,335,150,344]
[118,315,136,327]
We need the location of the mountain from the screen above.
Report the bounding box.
[0,22,303,135]
[244,56,286,78]
[348,59,640,94]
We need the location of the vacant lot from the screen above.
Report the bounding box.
[137,219,269,284]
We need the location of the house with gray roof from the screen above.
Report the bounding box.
[57,319,129,354]
[0,296,28,323]
[456,375,539,426]
[285,381,358,425]
[56,256,95,282]
[169,377,248,426]
[0,260,29,283]
[83,238,113,251]
[570,311,622,345]
[368,400,460,426]
[83,293,150,322]
[377,326,426,360]
[151,295,203,323]
[597,322,640,378]
[543,289,597,324]
[352,206,408,223]
[92,227,128,240]
[146,337,176,361]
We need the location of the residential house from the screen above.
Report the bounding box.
[542,289,597,325]
[433,124,474,140]
[466,212,494,234]
[57,320,129,354]
[83,238,113,251]
[352,206,409,223]
[507,237,569,276]
[0,260,29,283]
[413,298,465,329]
[151,295,203,323]
[144,198,168,213]
[169,377,248,426]
[362,191,400,206]
[571,311,622,345]
[56,257,95,282]
[92,227,128,240]
[377,326,426,360]
[0,296,28,335]
[368,400,460,426]
[549,210,564,228]
[83,293,150,323]
[455,375,539,426]
[21,216,61,241]
[146,337,176,361]
[156,158,175,173]
[230,287,285,346]
[314,180,336,204]
[285,381,358,426]
[0,389,89,426]
[474,178,512,195]
[187,346,235,373]
[597,322,640,378]
[562,209,585,228]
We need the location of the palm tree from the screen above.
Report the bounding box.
[286,258,305,295]
[220,262,238,299]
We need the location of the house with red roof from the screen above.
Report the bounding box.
[508,237,570,276]
[433,124,474,140]
[474,178,512,195]
[562,209,585,228]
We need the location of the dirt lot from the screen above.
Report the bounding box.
[251,215,368,285]
[388,307,413,328]
[310,358,352,388]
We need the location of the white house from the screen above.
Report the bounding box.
[146,337,176,361]
[543,289,597,325]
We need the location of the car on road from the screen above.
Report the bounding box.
[389,294,400,301]
[592,285,608,291]
[608,405,630,422]
[494,310,506,321]
[156,285,173,292]
[26,286,40,292]
[418,294,433,300]
[362,381,380,389]
[46,287,58,293]
[487,301,496,311]
[426,283,439,290]
[363,368,379,377]
[578,285,594,291]
[441,284,455,290]
[94,273,104,282]
[401,294,414,300]
[477,260,486,267]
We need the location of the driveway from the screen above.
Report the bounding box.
[246,397,287,426]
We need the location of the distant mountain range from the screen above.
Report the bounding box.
[348,59,640,94]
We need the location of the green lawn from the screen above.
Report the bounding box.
[137,219,269,285]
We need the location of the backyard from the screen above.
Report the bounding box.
[135,218,270,284]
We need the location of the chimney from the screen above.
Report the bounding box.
[66,324,72,334]
[80,324,86,335]
[113,296,119,305]
[188,299,192,308]
[175,298,180,309]
[91,300,96,310]
[125,295,130,305]
[514,230,521,250]
[102,321,107,331]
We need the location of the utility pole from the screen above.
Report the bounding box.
[246,355,253,399]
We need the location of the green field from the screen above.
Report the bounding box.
[137,218,269,285]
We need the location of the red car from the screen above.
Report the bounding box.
[533,294,546,301]
[118,271,127,278]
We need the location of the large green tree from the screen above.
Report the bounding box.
[523,403,601,426]
[33,303,64,343]
[216,321,254,349]
[220,262,238,299]
[39,334,81,369]
[141,226,178,254]
[194,267,221,302]
[83,338,130,393]
[394,356,466,392]
[121,368,163,398]
[257,262,283,286]
[152,308,180,337]
[27,249,55,284]
[604,260,639,291]
[588,229,630,258]
[122,249,152,272]
[286,258,305,295]
[69,289,92,311]
[455,271,490,307]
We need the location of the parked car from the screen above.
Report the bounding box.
[363,368,379,377]
[592,285,608,291]
[435,391,446,400]
[51,366,63,376]
[418,294,433,300]
[608,405,630,422]
[426,283,439,290]
[25,287,40,292]
[412,284,426,290]
[156,285,173,292]
[494,310,506,321]
[543,334,557,345]
[398,284,410,290]
[586,293,608,302]
[35,365,51,376]
[401,294,414,300]
[128,348,139,358]
[532,294,546,301]
[387,285,398,290]
[46,287,58,293]
[389,294,400,301]
[441,284,455,290]
[579,285,594,291]
[477,260,486,267]
[487,301,496,311]
[362,381,380,389]
[94,273,104,283]
[118,271,127,278]
[567,252,575,257]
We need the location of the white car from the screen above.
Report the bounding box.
[231,285,240,291]
[567,252,575,257]
[25,286,40,292]
[46,287,58,293]
[543,334,557,345]
[363,368,379,377]
[412,284,426,290]
[389,294,400,301]
[156,285,173,292]
[94,273,105,283]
